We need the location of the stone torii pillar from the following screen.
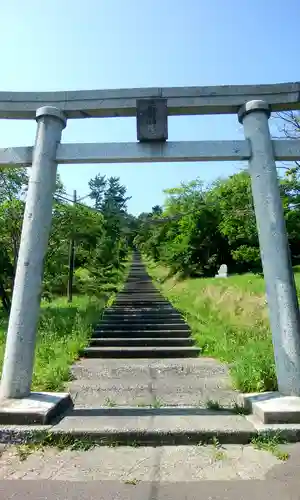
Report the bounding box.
[238,100,300,423]
[0,106,72,424]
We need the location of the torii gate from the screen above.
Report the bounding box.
[0,83,300,424]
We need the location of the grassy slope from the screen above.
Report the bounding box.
[0,296,110,392]
[146,259,300,393]
[0,257,131,392]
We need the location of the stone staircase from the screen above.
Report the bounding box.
[43,253,247,445]
[82,252,201,359]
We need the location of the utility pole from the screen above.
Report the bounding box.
[67,190,77,303]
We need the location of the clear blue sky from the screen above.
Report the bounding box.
[0,0,298,214]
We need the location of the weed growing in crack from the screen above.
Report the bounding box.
[251,432,289,461]
[206,400,222,411]
[104,397,117,407]
[231,402,250,415]
[124,478,139,485]
[213,449,227,461]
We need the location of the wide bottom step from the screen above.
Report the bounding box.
[53,410,257,445]
[81,346,201,358]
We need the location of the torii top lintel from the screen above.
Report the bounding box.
[0,82,299,119]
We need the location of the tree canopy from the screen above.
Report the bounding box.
[134,169,300,278]
[0,169,131,313]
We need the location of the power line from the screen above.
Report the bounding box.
[55,193,101,214]
[61,191,91,203]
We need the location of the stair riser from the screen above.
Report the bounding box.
[98,318,188,324]
[92,331,191,338]
[113,303,172,308]
[125,280,154,283]
[103,315,183,321]
[109,304,173,308]
[95,324,190,331]
[81,350,200,359]
[114,301,169,311]
[116,294,165,298]
[107,310,175,314]
[48,430,254,446]
[115,296,166,300]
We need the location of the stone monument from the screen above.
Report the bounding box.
[215,264,228,278]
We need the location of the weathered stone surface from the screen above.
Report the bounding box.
[0,444,281,481]
[68,358,237,408]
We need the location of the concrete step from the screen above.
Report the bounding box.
[89,337,194,347]
[116,295,163,300]
[104,307,176,312]
[116,292,167,303]
[81,253,198,360]
[113,301,170,306]
[103,313,182,320]
[108,304,174,310]
[121,280,157,283]
[113,303,173,308]
[99,317,185,324]
[125,284,155,287]
[123,283,156,286]
[116,291,166,302]
[53,409,257,445]
[95,323,190,331]
[104,309,181,315]
[115,295,165,299]
[125,280,153,283]
[109,309,175,314]
[81,346,201,358]
[117,289,162,294]
[92,330,191,338]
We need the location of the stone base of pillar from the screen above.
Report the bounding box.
[239,392,300,425]
[0,392,73,425]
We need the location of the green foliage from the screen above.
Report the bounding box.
[251,432,289,460]
[0,167,132,310]
[32,296,105,391]
[135,170,300,277]
[0,165,132,393]
[0,288,128,390]
[0,167,28,312]
[146,261,281,392]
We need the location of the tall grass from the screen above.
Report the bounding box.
[0,295,107,392]
[32,295,107,391]
[0,255,131,392]
[145,260,293,393]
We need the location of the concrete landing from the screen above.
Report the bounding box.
[0,443,285,481]
[1,480,299,500]
[0,443,300,499]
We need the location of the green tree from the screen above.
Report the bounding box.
[0,167,27,311]
[208,171,261,271]
[89,174,131,266]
